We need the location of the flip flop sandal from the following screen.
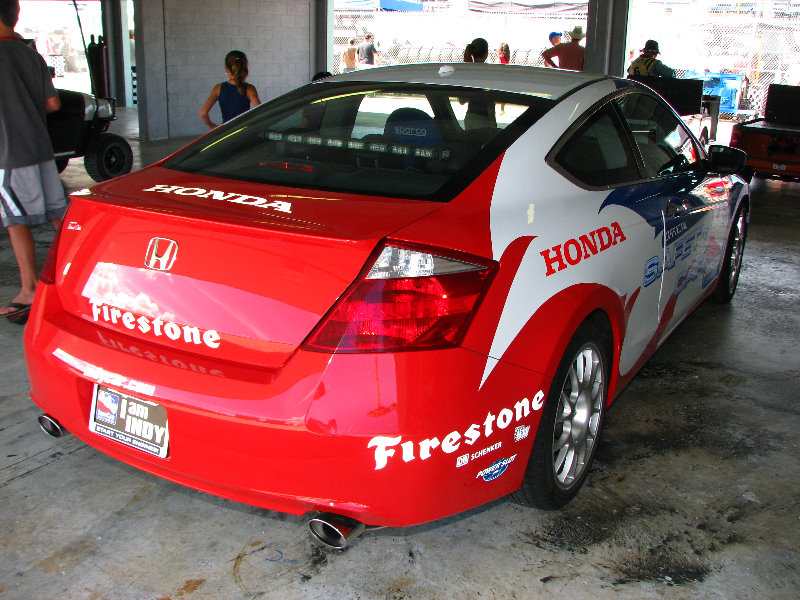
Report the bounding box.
[4,302,31,324]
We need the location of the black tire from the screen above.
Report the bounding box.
[510,318,611,509]
[84,133,133,182]
[711,203,748,304]
[55,158,69,173]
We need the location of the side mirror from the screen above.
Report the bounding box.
[707,144,747,176]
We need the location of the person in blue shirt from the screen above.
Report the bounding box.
[200,50,260,129]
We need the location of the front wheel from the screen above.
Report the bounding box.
[711,203,748,304]
[511,319,610,509]
[84,133,133,182]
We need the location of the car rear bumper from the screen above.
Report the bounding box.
[24,284,549,527]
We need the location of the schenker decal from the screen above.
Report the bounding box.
[90,300,221,349]
[142,185,292,213]
[367,391,543,470]
[540,222,627,276]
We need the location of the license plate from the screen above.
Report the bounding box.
[89,385,169,458]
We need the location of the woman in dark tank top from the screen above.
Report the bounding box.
[200,50,261,129]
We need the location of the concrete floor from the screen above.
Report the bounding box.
[0,113,798,599]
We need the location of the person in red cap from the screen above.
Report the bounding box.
[627,39,675,78]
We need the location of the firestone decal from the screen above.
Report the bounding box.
[540,222,627,276]
[367,391,543,470]
[97,332,226,377]
[90,300,221,349]
[142,185,292,213]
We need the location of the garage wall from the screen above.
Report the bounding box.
[135,0,317,141]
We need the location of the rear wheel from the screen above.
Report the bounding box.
[511,319,610,509]
[711,203,748,304]
[84,133,133,182]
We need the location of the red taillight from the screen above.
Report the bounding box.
[305,245,494,352]
[39,222,64,284]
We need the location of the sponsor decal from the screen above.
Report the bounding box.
[643,225,709,291]
[95,389,120,425]
[89,300,221,349]
[367,391,543,470]
[97,332,226,377]
[392,126,428,137]
[476,455,517,482]
[540,222,627,276]
[664,221,688,244]
[142,184,292,214]
[514,424,530,442]
[457,441,503,468]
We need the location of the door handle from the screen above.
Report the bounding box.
[667,201,685,217]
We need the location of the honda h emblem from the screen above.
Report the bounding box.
[144,238,178,271]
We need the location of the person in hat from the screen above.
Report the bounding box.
[548,31,562,46]
[341,38,357,73]
[627,39,675,78]
[542,25,585,71]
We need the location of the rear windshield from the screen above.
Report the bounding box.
[165,83,552,201]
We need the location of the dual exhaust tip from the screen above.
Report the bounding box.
[38,414,68,438]
[38,413,365,549]
[308,513,366,549]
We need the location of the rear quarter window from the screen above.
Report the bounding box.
[553,103,640,188]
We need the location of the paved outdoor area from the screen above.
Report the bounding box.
[0,112,798,599]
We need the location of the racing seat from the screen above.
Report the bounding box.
[384,107,441,146]
[383,107,441,170]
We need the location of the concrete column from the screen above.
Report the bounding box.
[101,0,134,107]
[133,0,169,141]
[312,0,334,75]
[584,0,629,77]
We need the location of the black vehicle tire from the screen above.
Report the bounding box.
[711,202,748,304]
[510,317,611,509]
[55,158,69,173]
[84,133,133,182]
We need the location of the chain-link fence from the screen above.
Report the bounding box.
[333,3,800,119]
[694,19,800,116]
[332,8,586,73]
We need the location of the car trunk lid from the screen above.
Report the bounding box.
[54,167,441,368]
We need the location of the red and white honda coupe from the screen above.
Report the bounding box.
[25,64,749,547]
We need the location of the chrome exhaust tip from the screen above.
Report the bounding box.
[308,513,366,550]
[38,414,68,438]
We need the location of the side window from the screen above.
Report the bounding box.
[615,92,702,178]
[553,103,639,187]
